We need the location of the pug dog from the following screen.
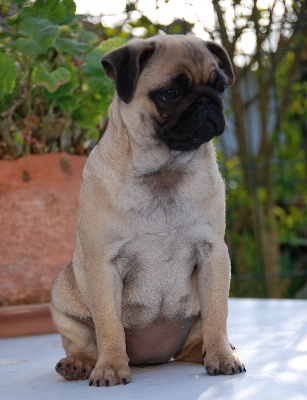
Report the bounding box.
[50,34,245,388]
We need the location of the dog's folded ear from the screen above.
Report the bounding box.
[101,41,156,104]
[205,42,234,86]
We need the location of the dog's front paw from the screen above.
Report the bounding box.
[55,354,96,380]
[89,362,131,387]
[203,344,246,376]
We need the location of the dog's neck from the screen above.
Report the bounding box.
[97,99,215,178]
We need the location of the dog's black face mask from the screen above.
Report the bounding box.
[150,76,227,152]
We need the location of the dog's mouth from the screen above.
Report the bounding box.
[160,120,224,152]
[155,90,225,152]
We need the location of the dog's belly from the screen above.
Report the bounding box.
[125,315,194,364]
[115,233,201,364]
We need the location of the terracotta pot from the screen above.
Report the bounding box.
[0,153,86,310]
[0,303,55,338]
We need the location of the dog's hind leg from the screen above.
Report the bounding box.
[174,314,203,364]
[51,305,98,380]
[174,315,237,367]
[51,264,97,380]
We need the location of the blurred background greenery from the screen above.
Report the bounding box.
[0,0,306,299]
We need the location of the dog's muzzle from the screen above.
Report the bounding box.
[157,91,225,151]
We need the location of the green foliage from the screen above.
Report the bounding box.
[0,0,126,157]
[218,74,307,297]
[0,54,16,98]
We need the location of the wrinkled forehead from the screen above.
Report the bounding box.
[155,36,208,60]
[140,36,217,88]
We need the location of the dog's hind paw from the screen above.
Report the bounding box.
[55,354,96,380]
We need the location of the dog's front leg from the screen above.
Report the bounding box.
[197,241,245,375]
[85,257,131,387]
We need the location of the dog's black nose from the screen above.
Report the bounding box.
[197,96,211,107]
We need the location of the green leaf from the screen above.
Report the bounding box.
[0,54,16,99]
[53,37,93,55]
[43,62,78,100]
[20,0,76,25]
[32,64,71,93]
[13,17,58,55]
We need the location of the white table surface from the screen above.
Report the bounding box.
[1,299,307,400]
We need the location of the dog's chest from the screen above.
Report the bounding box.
[116,163,208,218]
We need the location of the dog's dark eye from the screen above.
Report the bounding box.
[160,88,181,102]
[218,83,228,98]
